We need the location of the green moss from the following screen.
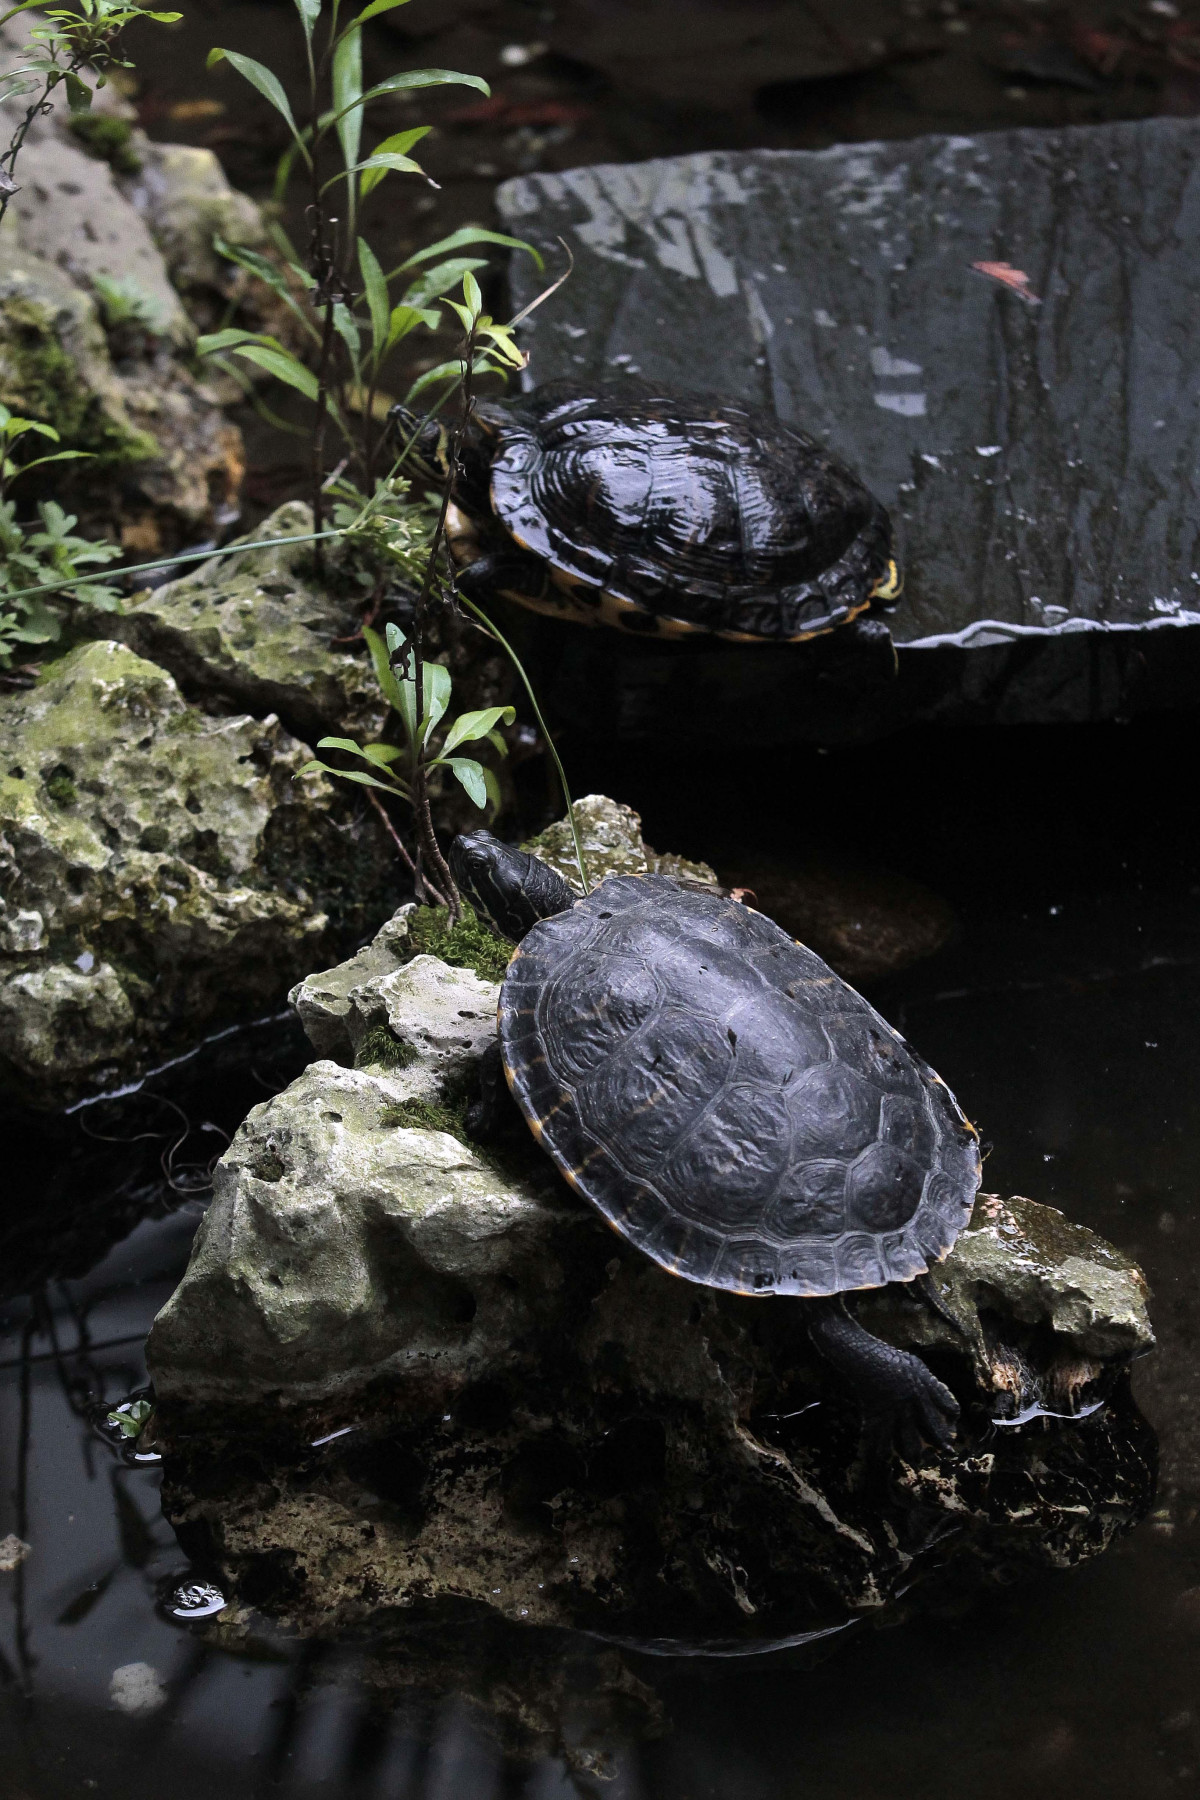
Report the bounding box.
[379,1097,468,1140]
[405,903,510,983]
[0,296,157,466]
[44,766,77,806]
[67,113,143,175]
[354,1024,418,1072]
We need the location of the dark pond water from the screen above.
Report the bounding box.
[4,709,1200,1797]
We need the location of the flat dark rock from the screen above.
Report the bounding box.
[499,119,1200,737]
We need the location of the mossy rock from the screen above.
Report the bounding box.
[0,641,395,1110]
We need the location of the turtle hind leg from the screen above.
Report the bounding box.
[805,1294,959,1449]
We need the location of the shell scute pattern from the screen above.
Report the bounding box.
[486,384,894,641]
[499,875,980,1297]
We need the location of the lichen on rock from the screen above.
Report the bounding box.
[523,792,719,894]
[0,640,394,1109]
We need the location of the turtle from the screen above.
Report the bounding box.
[391,380,902,656]
[450,830,982,1445]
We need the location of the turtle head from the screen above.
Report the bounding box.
[450,830,575,943]
[388,405,453,484]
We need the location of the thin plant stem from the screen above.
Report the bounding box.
[0,529,344,607]
[457,593,591,896]
[364,788,447,905]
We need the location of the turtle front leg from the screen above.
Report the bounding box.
[454,548,553,608]
[466,1037,510,1142]
[805,1295,959,1449]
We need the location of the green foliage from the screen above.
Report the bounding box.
[91,274,171,338]
[194,0,540,493]
[405,900,511,983]
[67,109,140,172]
[105,1396,153,1438]
[300,616,515,819]
[0,496,121,666]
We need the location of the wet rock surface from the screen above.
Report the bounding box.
[500,118,1200,740]
[0,640,393,1111]
[150,869,1156,1650]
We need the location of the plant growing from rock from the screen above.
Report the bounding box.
[0,402,120,669]
[195,0,538,549]
[0,0,181,220]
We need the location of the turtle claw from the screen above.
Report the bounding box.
[806,1295,959,1452]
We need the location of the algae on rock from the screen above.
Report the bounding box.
[0,640,394,1110]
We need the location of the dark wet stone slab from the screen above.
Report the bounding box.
[499,119,1200,735]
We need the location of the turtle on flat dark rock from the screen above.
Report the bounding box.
[450,830,982,1445]
[392,381,902,658]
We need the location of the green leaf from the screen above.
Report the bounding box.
[213,237,319,339]
[9,449,92,476]
[484,728,507,758]
[421,661,451,742]
[361,742,404,766]
[445,756,487,809]
[399,256,488,308]
[313,764,405,794]
[292,0,321,46]
[364,622,412,734]
[226,343,320,401]
[196,327,270,355]
[358,237,389,363]
[384,303,438,354]
[207,48,310,163]
[332,301,361,366]
[481,765,502,813]
[399,225,541,272]
[462,270,483,319]
[359,126,429,197]
[336,151,429,195]
[332,23,363,185]
[441,703,515,755]
[351,0,414,24]
[63,69,91,111]
[405,354,488,402]
[323,67,488,137]
[316,735,370,756]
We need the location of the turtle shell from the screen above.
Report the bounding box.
[499,875,980,1297]
[481,382,897,642]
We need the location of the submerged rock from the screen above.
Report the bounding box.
[716,857,955,985]
[0,641,393,1110]
[151,877,1156,1650]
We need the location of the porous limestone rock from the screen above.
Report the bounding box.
[524,792,719,894]
[0,640,393,1109]
[151,914,1156,1649]
[107,504,388,748]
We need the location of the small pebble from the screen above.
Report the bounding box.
[110,1663,167,1716]
[0,1535,31,1572]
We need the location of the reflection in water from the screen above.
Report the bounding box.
[4,719,1200,1796]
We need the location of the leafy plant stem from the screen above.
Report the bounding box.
[364,787,446,903]
[310,295,337,571]
[456,593,591,897]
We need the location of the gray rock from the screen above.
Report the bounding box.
[0,11,254,547]
[499,120,1200,739]
[288,905,417,1063]
[151,928,1156,1646]
[522,791,718,893]
[0,640,393,1110]
[109,503,389,748]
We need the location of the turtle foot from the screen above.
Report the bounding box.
[806,1295,959,1450]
